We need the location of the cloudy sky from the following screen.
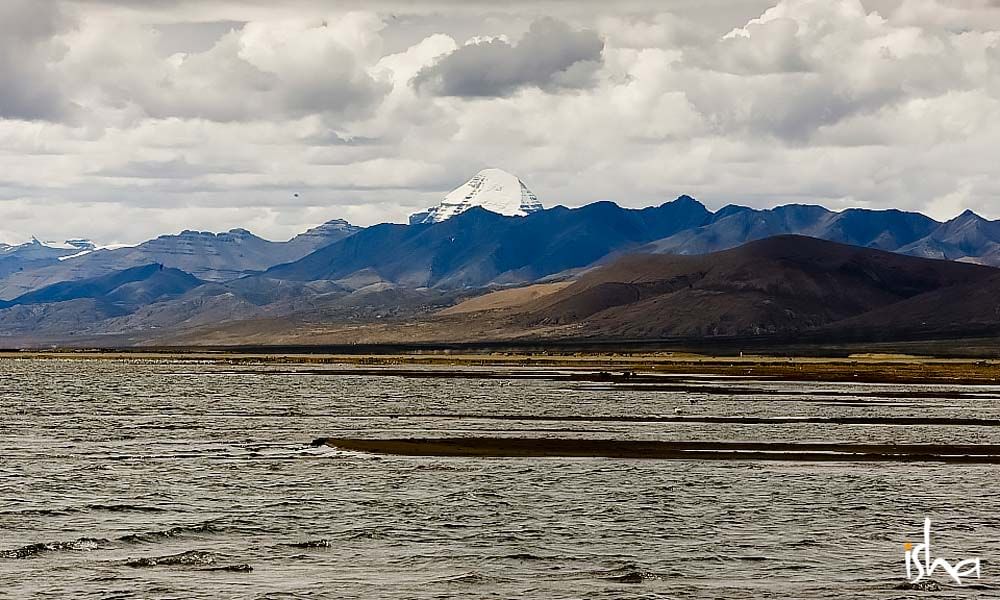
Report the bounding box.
[3,0,1000,245]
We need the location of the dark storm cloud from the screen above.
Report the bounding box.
[411,17,604,97]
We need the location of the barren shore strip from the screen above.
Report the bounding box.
[4,350,1000,384]
[362,414,1000,426]
[316,437,1000,463]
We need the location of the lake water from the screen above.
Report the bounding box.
[2,358,999,598]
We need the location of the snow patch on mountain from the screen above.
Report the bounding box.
[410,168,542,224]
[0,238,98,260]
[42,238,97,252]
[57,243,136,261]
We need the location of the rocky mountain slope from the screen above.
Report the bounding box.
[0,238,95,279]
[0,263,201,310]
[0,263,204,338]
[643,202,1000,266]
[897,210,1000,265]
[0,219,360,300]
[645,204,939,255]
[267,197,713,288]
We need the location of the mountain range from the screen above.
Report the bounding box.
[3,169,1000,348]
[266,198,711,288]
[158,235,1000,348]
[0,238,95,279]
[0,219,358,300]
[257,196,1000,292]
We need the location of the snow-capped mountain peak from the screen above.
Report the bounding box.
[410,168,542,224]
[0,237,96,258]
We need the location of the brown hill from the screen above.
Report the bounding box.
[824,271,1000,340]
[516,235,997,339]
[438,282,571,316]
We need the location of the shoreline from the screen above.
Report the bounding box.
[2,350,1000,384]
[316,437,1000,463]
